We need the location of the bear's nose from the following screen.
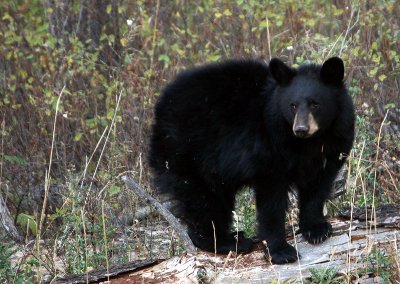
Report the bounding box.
[294,126,309,138]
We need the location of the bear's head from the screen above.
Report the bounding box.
[269,57,345,139]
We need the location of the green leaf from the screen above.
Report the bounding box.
[85,118,97,129]
[158,54,170,65]
[108,185,121,196]
[74,132,83,142]
[108,34,115,44]
[259,21,268,30]
[3,96,10,105]
[372,54,380,64]
[378,74,387,81]
[384,103,395,109]
[17,213,37,235]
[2,13,14,23]
[223,9,232,16]
[369,67,378,76]
[4,155,27,165]
[107,108,115,120]
[120,37,127,47]
[207,54,221,62]
[334,9,344,16]
[106,4,112,14]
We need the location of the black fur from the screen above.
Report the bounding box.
[148,58,355,264]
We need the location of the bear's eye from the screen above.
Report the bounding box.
[311,102,320,109]
[290,103,297,111]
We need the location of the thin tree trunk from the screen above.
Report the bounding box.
[0,193,22,242]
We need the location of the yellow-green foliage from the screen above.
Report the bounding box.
[0,0,399,279]
[1,1,398,187]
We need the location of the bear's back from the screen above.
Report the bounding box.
[149,60,274,179]
[154,60,271,124]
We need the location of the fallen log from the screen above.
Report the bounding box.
[49,204,400,283]
[49,259,160,284]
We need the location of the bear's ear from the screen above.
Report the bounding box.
[320,57,344,86]
[269,58,295,86]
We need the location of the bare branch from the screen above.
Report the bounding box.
[121,175,197,254]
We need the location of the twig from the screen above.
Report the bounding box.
[40,85,65,236]
[121,176,197,254]
[36,85,65,282]
[83,88,122,210]
[266,15,271,61]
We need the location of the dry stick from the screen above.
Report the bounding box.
[212,221,217,273]
[83,88,122,209]
[265,15,271,61]
[371,110,389,233]
[36,85,65,281]
[101,200,110,283]
[121,176,197,254]
[80,208,89,284]
[288,214,303,283]
[147,0,160,86]
[0,116,4,184]
[347,140,365,275]
[370,111,389,275]
[39,85,65,236]
[233,210,239,270]
[339,5,360,55]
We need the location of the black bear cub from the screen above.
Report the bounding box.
[149,57,355,264]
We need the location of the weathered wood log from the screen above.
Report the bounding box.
[121,175,197,254]
[48,259,160,284]
[134,201,174,221]
[49,204,400,283]
[116,216,400,283]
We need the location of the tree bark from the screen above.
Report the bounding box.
[0,193,22,242]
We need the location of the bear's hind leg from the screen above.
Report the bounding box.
[155,173,252,253]
[186,187,253,254]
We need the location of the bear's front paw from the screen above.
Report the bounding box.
[300,221,332,244]
[264,242,299,264]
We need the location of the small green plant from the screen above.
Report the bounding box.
[0,241,16,282]
[235,188,257,238]
[307,266,346,284]
[359,247,395,282]
[0,240,40,284]
[42,173,126,275]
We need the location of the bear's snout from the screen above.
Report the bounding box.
[293,111,319,138]
[293,125,309,138]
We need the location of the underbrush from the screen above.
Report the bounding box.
[0,0,399,282]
